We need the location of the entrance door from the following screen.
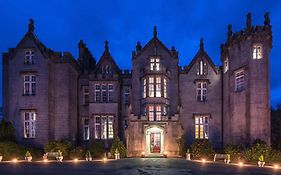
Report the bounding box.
[150,132,161,153]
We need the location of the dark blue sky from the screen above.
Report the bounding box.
[0,0,280,107]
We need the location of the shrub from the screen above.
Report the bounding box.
[69,147,85,159]
[0,141,24,160]
[110,137,126,158]
[250,142,271,162]
[268,150,281,163]
[191,139,214,159]
[176,135,187,157]
[224,144,244,161]
[88,140,105,158]
[25,147,43,160]
[44,140,71,157]
[0,120,16,142]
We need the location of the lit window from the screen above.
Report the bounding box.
[101,84,107,102]
[163,106,168,116]
[156,77,161,97]
[156,105,161,121]
[24,111,36,138]
[101,116,107,139]
[196,82,207,102]
[143,79,147,98]
[83,118,90,141]
[108,116,114,139]
[108,84,113,102]
[163,78,167,98]
[83,87,89,104]
[149,77,154,97]
[150,58,160,71]
[23,75,36,95]
[197,60,207,75]
[148,106,154,121]
[195,115,209,139]
[235,71,245,91]
[95,116,101,139]
[124,87,130,104]
[224,58,229,73]
[24,50,34,64]
[253,44,262,59]
[95,84,101,102]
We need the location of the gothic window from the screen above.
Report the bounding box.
[224,58,229,73]
[24,111,36,138]
[196,82,207,102]
[156,77,161,97]
[95,84,101,102]
[95,116,101,139]
[83,118,90,141]
[83,87,89,104]
[143,78,147,98]
[197,60,207,75]
[156,105,161,121]
[150,58,160,71]
[23,74,36,95]
[101,84,107,102]
[235,71,245,91]
[124,87,130,104]
[195,115,209,139]
[95,115,114,140]
[149,77,154,97]
[108,84,113,102]
[163,78,167,98]
[253,44,262,59]
[24,50,34,65]
[148,106,154,121]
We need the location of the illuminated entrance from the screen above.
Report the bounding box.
[145,127,164,155]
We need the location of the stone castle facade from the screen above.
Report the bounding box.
[2,13,271,157]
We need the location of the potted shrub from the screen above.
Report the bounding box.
[56,150,63,162]
[258,154,265,167]
[25,151,32,162]
[186,149,191,160]
[85,151,92,161]
[0,153,2,162]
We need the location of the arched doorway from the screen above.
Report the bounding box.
[145,126,164,155]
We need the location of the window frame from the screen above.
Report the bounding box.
[83,86,89,104]
[23,74,36,96]
[108,84,113,102]
[149,77,154,97]
[150,58,160,71]
[23,111,36,138]
[194,115,209,139]
[156,77,161,97]
[253,44,263,59]
[235,70,245,92]
[24,50,35,65]
[95,84,101,102]
[196,81,207,102]
[124,87,130,104]
[83,118,90,141]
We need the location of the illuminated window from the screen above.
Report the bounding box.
[108,84,113,102]
[150,58,160,71]
[24,111,36,138]
[224,58,229,73]
[156,77,161,97]
[124,87,130,104]
[197,60,207,75]
[235,71,245,91]
[196,82,207,102]
[253,44,262,59]
[24,50,34,64]
[95,116,101,139]
[156,105,161,121]
[149,77,154,97]
[108,116,114,139]
[83,87,89,104]
[101,116,107,139]
[163,106,168,116]
[143,79,147,98]
[163,78,167,98]
[195,115,209,139]
[148,106,154,121]
[95,84,101,102]
[83,118,89,141]
[23,75,36,95]
[101,84,107,102]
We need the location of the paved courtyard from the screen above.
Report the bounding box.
[0,158,280,175]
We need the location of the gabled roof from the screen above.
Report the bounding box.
[185,38,219,74]
[95,41,121,74]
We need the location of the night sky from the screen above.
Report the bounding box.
[0,0,280,107]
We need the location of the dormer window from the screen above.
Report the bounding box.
[150,58,160,71]
[197,60,207,75]
[253,44,262,59]
[224,58,229,73]
[24,50,34,64]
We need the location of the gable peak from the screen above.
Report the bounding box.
[28,18,35,33]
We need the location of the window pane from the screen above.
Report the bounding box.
[101,116,107,139]
[108,116,114,139]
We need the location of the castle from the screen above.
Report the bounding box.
[2,13,271,157]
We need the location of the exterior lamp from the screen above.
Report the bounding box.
[238,162,244,166]
[73,158,78,162]
[164,152,168,158]
[141,152,145,158]
[201,159,206,163]
[103,157,107,162]
[274,165,279,169]
[12,159,18,163]
[43,159,48,163]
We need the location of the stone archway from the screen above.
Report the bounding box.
[145,126,164,155]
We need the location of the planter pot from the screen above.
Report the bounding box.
[25,156,32,162]
[0,156,2,162]
[86,157,92,161]
[56,156,63,162]
[186,153,191,160]
[258,161,265,167]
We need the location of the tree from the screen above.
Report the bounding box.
[0,120,16,142]
[110,137,126,158]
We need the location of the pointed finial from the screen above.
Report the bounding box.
[246,13,252,28]
[171,46,176,52]
[227,24,232,39]
[78,40,85,48]
[200,38,204,50]
[28,18,34,32]
[104,40,109,51]
[153,26,157,38]
[264,12,270,26]
[136,41,142,51]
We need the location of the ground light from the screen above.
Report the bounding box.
[141,152,145,158]
[43,159,48,163]
[164,152,168,158]
[201,159,206,163]
[273,164,279,170]
[12,159,18,163]
[238,162,244,166]
[103,158,107,162]
[73,158,78,163]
